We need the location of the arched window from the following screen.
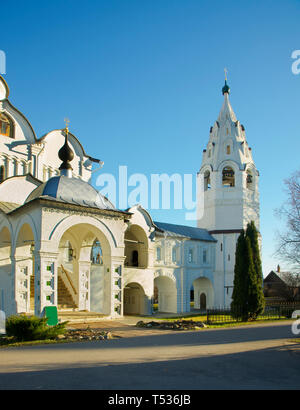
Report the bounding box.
[246,170,253,190]
[0,113,13,138]
[204,170,211,190]
[222,167,235,187]
[90,239,103,265]
[226,145,231,154]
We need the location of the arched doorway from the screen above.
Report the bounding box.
[124,282,147,315]
[200,293,206,310]
[192,277,214,310]
[57,222,112,313]
[154,276,177,313]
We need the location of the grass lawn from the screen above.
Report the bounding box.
[0,336,71,348]
[156,314,292,328]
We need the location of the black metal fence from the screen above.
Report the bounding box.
[206,304,300,324]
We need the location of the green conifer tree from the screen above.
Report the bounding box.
[231,222,265,321]
[246,221,265,318]
[231,229,249,320]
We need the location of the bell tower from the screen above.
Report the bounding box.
[197,77,260,306]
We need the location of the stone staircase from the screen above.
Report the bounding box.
[58,310,110,323]
[57,276,77,310]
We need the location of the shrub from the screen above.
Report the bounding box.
[6,315,68,342]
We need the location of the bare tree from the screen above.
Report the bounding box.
[280,271,300,301]
[275,169,300,274]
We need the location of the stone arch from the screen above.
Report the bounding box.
[13,215,38,253]
[55,221,113,312]
[124,224,149,268]
[217,159,240,173]
[49,215,117,251]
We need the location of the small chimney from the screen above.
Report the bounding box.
[277,264,280,273]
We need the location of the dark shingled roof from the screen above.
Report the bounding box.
[154,221,217,242]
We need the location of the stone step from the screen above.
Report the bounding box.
[58,310,110,323]
[57,276,77,309]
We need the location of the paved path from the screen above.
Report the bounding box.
[0,321,299,390]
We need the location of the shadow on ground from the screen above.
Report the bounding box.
[0,342,299,390]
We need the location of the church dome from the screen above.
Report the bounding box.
[222,79,230,95]
[25,175,115,210]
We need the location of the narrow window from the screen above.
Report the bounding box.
[90,239,103,265]
[246,171,253,189]
[203,249,207,263]
[172,247,177,263]
[156,247,161,261]
[188,249,193,263]
[0,113,13,138]
[0,165,4,183]
[204,170,211,191]
[226,145,231,154]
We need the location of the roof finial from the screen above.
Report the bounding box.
[59,118,74,177]
[64,117,70,135]
[222,68,230,95]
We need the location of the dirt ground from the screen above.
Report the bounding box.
[66,320,176,338]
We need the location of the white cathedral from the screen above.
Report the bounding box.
[0,74,259,319]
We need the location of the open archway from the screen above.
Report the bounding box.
[124,282,148,315]
[56,222,112,313]
[154,276,177,313]
[124,224,148,268]
[192,277,214,310]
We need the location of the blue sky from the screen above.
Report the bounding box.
[2,0,300,275]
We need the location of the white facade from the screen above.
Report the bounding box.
[0,75,260,318]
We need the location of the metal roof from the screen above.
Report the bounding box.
[0,201,21,214]
[25,175,116,210]
[154,221,217,242]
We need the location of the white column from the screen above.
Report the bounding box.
[34,251,59,317]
